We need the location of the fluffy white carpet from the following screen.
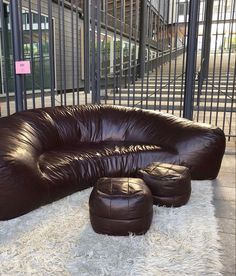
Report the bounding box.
[0,181,222,276]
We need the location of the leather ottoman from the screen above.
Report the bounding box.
[137,162,191,207]
[89,177,153,236]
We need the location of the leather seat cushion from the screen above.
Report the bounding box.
[89,177,153,235]
[38,142,178,201]
[137,162,191,207]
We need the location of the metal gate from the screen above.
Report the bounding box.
[0,0,235,140]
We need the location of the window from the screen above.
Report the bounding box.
[178,2,188,16]
[178,3,185,16]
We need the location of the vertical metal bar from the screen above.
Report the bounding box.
[139,0,147,110]
[197,1,205,98]
[19,0,27,110]
[172,0,180,115]
[62,0,67,105]
[164,4,168,53]
[84,0,90,98]
[159,0,166,112]
[179,0,188,117]
[96,0,101,104]
[58,0,63,105]
[132,0,139,107]
[167,0,174,113]
[76,0,80,105]
[201,0,214,81]
[202,0,214,123]
[71,0,75,105]
[138,0,147,79]
[154,11,159,111]
[48,0,55,107]
[140,62,144,109]
[104,0,108,104]
[127,0,133,107]
[91,0,96,104]
[183,0,200,119]
[209,0,222,123]
[228,59,236,140]
[37,0,45,108]
[193,0,201,121]
[215,0,228,125]
[145,4,152,109]
[0,0,10,115]
[9,0,24,112]
[113,0,117,105]
[154,3,161,111]
[222,0,235,131]
[119,0,124,106]
[196,0,204,122]
[28,0,35,109]
[196,2,206,121]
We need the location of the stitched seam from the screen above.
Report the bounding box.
[110,178,112,220]
[128,178,130,220]
[153,187,191,199]
[90,210,153,221]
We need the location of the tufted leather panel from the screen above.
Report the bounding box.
[137,162,191,207]
[0,105,225,220]
[89,177,153,235]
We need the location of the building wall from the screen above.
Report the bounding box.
[22,0,84,92]
[0,0,170,95]
[151,0,168,21]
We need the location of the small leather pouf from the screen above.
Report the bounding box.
[89,177,153,236]
[137,162,191,207]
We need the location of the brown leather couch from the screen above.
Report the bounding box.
[0,105,225,220]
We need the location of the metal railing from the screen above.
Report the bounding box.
[0,0,235,141]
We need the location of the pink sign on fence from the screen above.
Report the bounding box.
[15,61,31,74]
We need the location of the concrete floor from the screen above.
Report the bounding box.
[213,142,236,275]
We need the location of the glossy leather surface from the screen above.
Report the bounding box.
[137,163,191,207]
[0,104,225,220]
[89,177,153,235]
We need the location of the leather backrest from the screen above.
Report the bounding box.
[0,104,225,156]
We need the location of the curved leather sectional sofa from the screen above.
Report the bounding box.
[0,105,225,220]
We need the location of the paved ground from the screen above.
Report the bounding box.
[213,142,236,275]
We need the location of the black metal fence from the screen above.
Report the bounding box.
[0,0,235,140]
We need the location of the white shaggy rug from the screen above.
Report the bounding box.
[0,181,222,276]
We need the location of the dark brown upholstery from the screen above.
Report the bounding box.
[0,104,225,220]
[89,177,153,235]
[137,163,191,207]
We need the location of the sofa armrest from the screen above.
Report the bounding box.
[155,113,225,179]
[124,109,226,179]
[0,158,48,220]
[174,125,225,179]
[0,117,49,220]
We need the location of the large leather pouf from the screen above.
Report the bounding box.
[137,162,191,207]
[89,177,153,236]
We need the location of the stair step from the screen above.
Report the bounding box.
[103,96,234,105]
[134,81,235,87]
[132,84,235,89]
[101,102,236,113]
[114,89,234,95]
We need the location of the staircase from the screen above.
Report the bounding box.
[100,53,235,138]
[101,51,235,113]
